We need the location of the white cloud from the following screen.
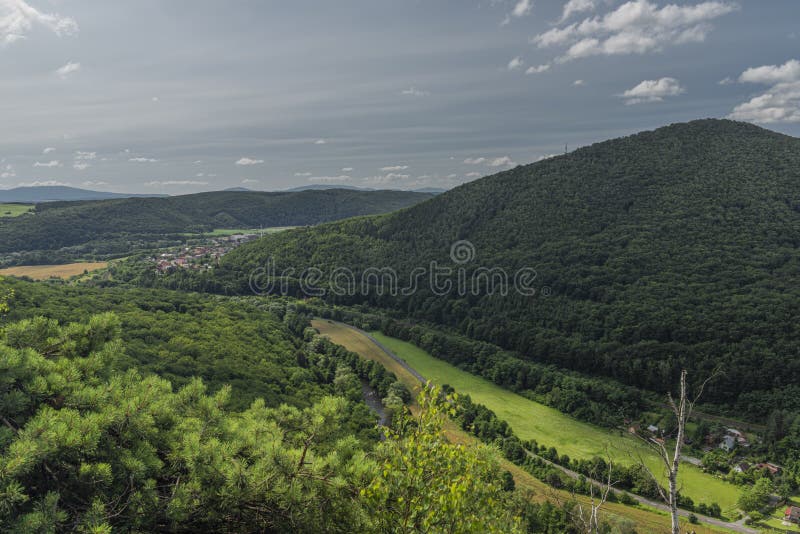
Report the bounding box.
[738,59,800,85]
[464,156,515,167]
[465,172,482,178]
[341,167,353,172]
[401,87,429,97]
[559,0,596,22]
[573,79,585,86]
[129,157,158,163]
[55,61,80,79]
[242,178,260,184]
[507,56,524,71]
[487,156,515,167]
[512,0,533,17]
[42,147,56,154]
[195,173,205,177]
[74,151,96,160]
[620,77,685,104]
[235,157,264,166]
[82,181,108,187]
[729,59,800,123]
[0,0,78,45]
[308,175,352,183]
[193,160,203,164]
[33,160,61,168]
[73,162,90,171]
[533,1,737,63]
[1,165,15,178]
[525,63,551,74]
[718,76,734,85]
[18,180,69,187]
[314,139,327,145]
[380,165,409,171]
[294,172,312,177]
[145,180,208,187]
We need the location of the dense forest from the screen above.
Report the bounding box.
[0,189,433,264]
[210,120,800,424]
[1,279,571,532]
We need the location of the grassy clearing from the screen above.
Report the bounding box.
[0,262,108,280]
[312,320,733,534]
[0,203,33,217]
[184,227,298,237]
[369,331,741,513]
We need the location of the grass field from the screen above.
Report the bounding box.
[369,331,742,513]
[0,203,33,217]
[312,320,735,534]
[185,227,298,236]
[0,262,108,280]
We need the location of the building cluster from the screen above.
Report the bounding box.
[152,234,258,272]
[716,428,749,451]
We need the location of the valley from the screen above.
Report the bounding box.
[4,120,800,533]
[312,319,749,533]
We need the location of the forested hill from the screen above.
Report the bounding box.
[217,119,800,418]
[0,189,433,254]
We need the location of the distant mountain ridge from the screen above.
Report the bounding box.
[0,189,434,257]
[0,186,165,203]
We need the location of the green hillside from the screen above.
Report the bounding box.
[0,189,433,256]
[0,280,526,532]
[218,119,800,421]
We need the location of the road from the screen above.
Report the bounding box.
[323,320,759,534]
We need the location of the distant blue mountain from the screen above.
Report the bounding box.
[0,186,166,203]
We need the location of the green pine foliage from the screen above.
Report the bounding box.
[0,312,530,532]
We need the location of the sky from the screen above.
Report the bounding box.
[0,0,799,194]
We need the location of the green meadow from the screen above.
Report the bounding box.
[370,332,742,513]
[0,203,34,217]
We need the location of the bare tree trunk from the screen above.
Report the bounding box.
[571,454,616,533]
[637,369,715,534]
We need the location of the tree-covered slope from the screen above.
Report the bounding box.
[0,189,433,254]
[0,307,524,532]
[217,119,800,417]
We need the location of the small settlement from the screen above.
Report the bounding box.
[153,233,258,272]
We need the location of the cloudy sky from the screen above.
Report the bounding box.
[1,0,799,193]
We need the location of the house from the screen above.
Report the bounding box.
[647,424,659,434]
[719,435,735,451]
[733,462,750,473]
[755,462,782,476]
[784,506,800,524]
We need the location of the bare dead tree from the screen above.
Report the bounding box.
[636,369,716,534]
[573,455,616,533]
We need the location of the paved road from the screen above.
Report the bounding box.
[328,320,759,534]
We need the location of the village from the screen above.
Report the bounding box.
[152,233,259,272]
[632,419,800,527]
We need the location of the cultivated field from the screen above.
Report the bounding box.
[184,227,298,237]
[312,319,734,534]
[0,262,108,280]
[369,331,742,513]
[0,203,33,217]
